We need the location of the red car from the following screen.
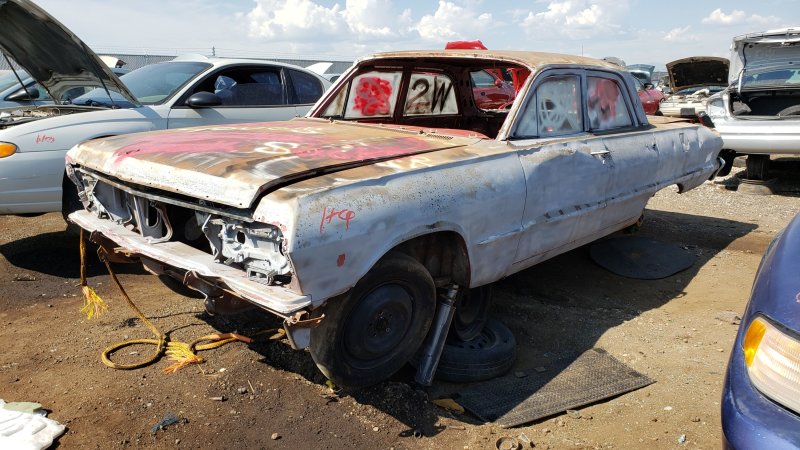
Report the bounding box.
[470,69,515,109]
[446,40,518,110]
[633,77,665,115]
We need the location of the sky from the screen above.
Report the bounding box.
[35,0,800,70]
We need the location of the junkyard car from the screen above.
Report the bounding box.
[632,77,666,115]
[0,0,330,216]
[660,57,729,119]
[66,49,723,386]
[705,28,800,179]
[722,212,800,449]
[0,66,130,109]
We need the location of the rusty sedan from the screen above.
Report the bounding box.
[66,50,724,386]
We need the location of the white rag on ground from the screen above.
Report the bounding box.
[0,400,65,450]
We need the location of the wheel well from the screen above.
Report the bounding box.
[389,231,470,288]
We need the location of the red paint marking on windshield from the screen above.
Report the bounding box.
[353,77,392,116]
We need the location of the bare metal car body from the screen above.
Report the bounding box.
[66,50,723,385]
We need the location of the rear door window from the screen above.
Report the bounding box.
[586,76,633,130]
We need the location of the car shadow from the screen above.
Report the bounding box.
[718,157,800,196]
[0,230,146,278]
[215,209,759,437]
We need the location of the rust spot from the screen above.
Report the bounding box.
[337,254,346,267]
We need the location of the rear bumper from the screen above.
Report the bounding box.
[715,119,800,155]
[69,209,311,316]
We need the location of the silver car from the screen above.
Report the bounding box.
[67,49,723,386]
[706,28,800,179]
[0,0,330,217]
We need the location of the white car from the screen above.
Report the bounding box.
[0,67,130,109]
[706,28,800,179]
[0,0,330,216]
[660,57,729,119]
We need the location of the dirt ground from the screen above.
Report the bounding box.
[1,160,798,450]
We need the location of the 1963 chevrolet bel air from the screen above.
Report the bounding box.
[66,50,724,386]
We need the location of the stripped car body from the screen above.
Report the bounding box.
[67,50,723,385]
[660,57,729,119]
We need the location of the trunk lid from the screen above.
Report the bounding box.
[666,57,729,93]
[730,28,800,85]
[68,118,480,208]
[0,0,139,106]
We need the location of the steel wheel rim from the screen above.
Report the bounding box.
[343,283,414,369]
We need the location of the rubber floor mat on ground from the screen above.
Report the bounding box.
[456,348,654,428]
[589,236,694,280]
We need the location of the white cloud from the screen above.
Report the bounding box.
[246,0,412,43]
[343,0,403,37]
[750,14,781,26]
[518,0,631,40]
[663,26,697,43]
[702,8,746,25]
[415,1,493,41]
[247,0,345,41]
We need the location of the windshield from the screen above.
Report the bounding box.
[0,70,30,92]
[741,67,800,89]
[71,61,211,107]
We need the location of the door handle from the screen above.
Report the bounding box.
[590,149,611,165]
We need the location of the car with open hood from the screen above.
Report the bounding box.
[0,66,130,110]
[66,49,724,387]
[705,28,800,179]
[0,0,330,217]
[660,57,729,119]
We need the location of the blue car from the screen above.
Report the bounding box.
[722,213,800,448]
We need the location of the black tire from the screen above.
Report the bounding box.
[716,150,737,177]
[745,154,770,180]
[434,319,516,383]
[449,285,493,342]
[309,253,436,387]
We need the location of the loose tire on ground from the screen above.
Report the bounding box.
[449,285,493,342]
[309,253,436,387]
[434,319,516,383]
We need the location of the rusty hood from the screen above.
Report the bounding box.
[0,0,138,105]
[67,118,481,209]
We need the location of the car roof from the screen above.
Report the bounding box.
[364,49,621,72]
[169,54,326,73]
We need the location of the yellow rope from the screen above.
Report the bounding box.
[79,230,268,372]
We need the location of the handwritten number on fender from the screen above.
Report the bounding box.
[320,207,356,233]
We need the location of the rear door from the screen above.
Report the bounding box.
[507,69,613,271]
